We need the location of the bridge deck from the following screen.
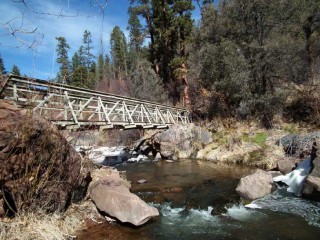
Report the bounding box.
[0,75,190,130]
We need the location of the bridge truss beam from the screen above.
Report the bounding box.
[0,75,191,130]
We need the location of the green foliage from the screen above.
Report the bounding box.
[128,59,168,102]
[71,65,88,88]
[11,65,20,76]
[200,39,250,106]
[0,54,5,74]
[82,30,95,69]
[55,37,70,84]
[68,30,96,89]
[71,52,81,72]
[96,53,104,83]
[242,132,267,147]
[110,26,128,76]
[130,0,194,104]
[188,0,320,125]
[283,123,299,134]
[128,7,144,52]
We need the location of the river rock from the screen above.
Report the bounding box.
[277,132,320,157]
[137,179,147,184]
[268,171,283,178]
[303,156,320,200]
[0,100,88,215]
[89,168,131,189]
[236,169,276,201]
[90,177,159,226]
[277,158,296,174]
[195,143,219,160]
[154,124,213,159]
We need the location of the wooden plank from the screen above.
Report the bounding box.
[124,124,137,129]
[99,124,114,131]
[98,97,111,124]
[64,91,79,126]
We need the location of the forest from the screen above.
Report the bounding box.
[1,0,320,127]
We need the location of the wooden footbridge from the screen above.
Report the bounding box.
[0,75,190,130]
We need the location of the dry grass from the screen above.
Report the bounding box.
[0,201,99,240]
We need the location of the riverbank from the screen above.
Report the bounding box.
[1,106,319,239]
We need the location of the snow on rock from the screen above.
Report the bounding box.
[76,146,129,166]
[128,155,148,162]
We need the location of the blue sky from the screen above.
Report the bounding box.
[0,0,130,79]
[0,0,201,80]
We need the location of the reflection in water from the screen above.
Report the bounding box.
[77,160,320,240]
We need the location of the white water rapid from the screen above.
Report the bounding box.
[273,156,312,196]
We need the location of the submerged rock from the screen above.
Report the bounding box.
[236,169,276,201]
[137,179,147,184]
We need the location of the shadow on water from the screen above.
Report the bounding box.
[77,159,320,240]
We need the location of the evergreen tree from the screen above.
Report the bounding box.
[55,36,70,84]
[96,53,105,83]
[110,26,128,77]
[71,65,88,88]
[11,65,21,76]
[70,30,96,89]
[187,0,320,124]
[88,62,97,89]
[128,7,144,52]
[82,30,95,69]
[103,54,114,88]
[71,52,81,72]
[0,54,5,75]
[127,7,145,71]
[128,59,168,102]
[130,0,194,104]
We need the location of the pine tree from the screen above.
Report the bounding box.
[55,37,70,84]
[82,30,95,69]
[96,53,105,83]
[128,7,144,52]
[0,54,5,75]
[71,52,81,72]
[130,0,194,104]
[127,7,146,72]
[71,65,88,88]
[11,65,21,76]
[110,26,128,77]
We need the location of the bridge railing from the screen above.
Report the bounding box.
[0,75,191,130]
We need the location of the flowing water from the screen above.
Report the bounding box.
[78,160,320,240]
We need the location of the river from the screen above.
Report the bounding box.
[78,159,320,240]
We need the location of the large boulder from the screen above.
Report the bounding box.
[236,169,276,201]
[303,153,320,200]
[0,100,88,215]
[277,158,296,174]
[154,123,213,159]
[89,168,159,226]
[277,132,320,158]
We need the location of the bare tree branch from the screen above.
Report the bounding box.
[14,0,80,18]
[90,0,108,55]
[0,14,43,49]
